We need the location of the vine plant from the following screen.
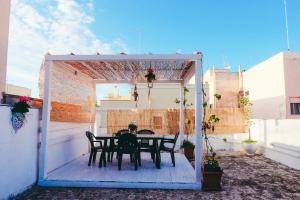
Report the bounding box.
[202,90,222,167]
[175,87,194,148]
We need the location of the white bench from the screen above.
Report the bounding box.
[264,142,300,170]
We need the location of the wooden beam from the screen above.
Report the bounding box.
[102,61,123,80]
[87,61,111,80]
[112,61,129,80]
[80,62,106,79]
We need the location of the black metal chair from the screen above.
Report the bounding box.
[117,132,141,170]
[159,132,179,167]
[116,129,129,136]
[137,129,156,163]
[85,131,103,166]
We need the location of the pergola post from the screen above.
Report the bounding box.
[39,59,52,181]
[194,58,203,185]
[178,82,185,148]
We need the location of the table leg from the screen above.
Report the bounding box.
[103,139,107,167]
[155,139,161,169]
[99,151,103,168]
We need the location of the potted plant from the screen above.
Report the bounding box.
[181,119,195,159]
[181,139,195,159]
[175,87,195,159]
[202,93,223,191]
[239,96,258,155]
[202,154,223,191]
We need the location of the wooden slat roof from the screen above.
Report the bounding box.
[46,53,202,83]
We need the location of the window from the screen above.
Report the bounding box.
[153,116,162,129]
[290,103,300,115]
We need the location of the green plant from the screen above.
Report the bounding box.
[181,139,195,148]
[242,138,257,143]
[11,96,30,116]
[174,87,193,140]
[202,91,221,149]
[204,156,222,172]
[239,96,255,142]
[11,96,31,133]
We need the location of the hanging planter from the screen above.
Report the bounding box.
[145,66,156,88]
[132,84,139,108]
[145,66,156,107]
[11,96,31,133]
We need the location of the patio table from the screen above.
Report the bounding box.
[95,134,165,169]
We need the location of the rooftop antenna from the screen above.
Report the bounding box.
[283,0,290,51]
[222,55,229,67]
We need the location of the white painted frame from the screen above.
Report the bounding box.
[39,59,52,181]
[39,53,203,190]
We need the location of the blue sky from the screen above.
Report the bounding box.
[7,0,300,98]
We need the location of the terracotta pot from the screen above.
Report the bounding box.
[202,170,223,191]
[184,147,194,159]
[242,142,258,155]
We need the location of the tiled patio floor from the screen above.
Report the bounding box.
[46,153,195,184]
[14,154,300,200]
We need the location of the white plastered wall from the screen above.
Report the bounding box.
[243,52,286,119]
[0,107,39,199]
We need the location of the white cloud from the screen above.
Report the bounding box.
[7,0,129,97]
[175,49,182,54]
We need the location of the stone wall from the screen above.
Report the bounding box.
[39,61,96,123]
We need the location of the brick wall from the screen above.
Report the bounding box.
[39,61,96,123]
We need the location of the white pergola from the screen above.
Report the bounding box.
[39,53,203,189]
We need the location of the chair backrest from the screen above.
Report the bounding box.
[117,132,138,153]
[137,129,154,146]
[86,131,95,148]
[174,132,179,143]
[137,129,155,135]
[171,132,180,149]
[116,129,129,136]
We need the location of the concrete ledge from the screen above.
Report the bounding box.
[264,145,300,170]
[271,143,300,157]
[38,180,201,190]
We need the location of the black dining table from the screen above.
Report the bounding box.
[95,134,165,169]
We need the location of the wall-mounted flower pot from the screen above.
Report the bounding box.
[11,112,25,133]
[202,170,223,191]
